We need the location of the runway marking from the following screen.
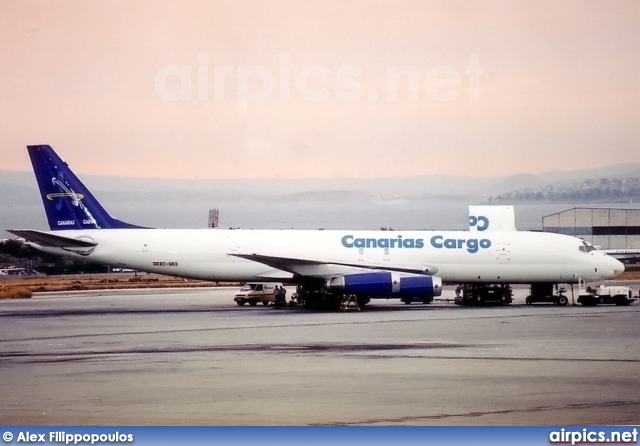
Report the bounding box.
[0,313,633,344]
[1,302,636,320]
[2,343,639,365]
[317,399,640,425]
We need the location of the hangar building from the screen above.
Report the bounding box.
[542,208,640,249]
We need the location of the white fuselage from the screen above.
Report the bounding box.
[35,228,624,284]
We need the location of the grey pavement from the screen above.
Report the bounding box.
[1,285,639,425]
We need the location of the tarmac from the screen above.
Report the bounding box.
[1,285,639,425]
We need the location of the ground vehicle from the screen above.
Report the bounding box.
[578,284,635,306]
[525,283,569,305]
[234,282,282,306]
[454,284,512,305]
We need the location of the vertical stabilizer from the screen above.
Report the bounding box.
[27,145,143,230]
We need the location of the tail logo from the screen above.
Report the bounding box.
[48,175,98,227]
[46,192,85,201]
[49,176,84,207]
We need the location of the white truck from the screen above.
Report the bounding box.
[234,282,282,306]
[578,282,635,306]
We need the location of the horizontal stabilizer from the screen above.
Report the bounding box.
[8,229,97,248]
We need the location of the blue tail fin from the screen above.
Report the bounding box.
[28,145,144,230]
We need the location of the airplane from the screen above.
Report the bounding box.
[8,145,624,309]
[600,248,640,264]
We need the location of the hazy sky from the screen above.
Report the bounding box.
[1,0,639,179]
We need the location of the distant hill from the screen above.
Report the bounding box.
[3,162,640,201]
[489,177,640,203]
[2,163,640,236]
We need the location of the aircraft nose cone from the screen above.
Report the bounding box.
[612,258,625,276]
[603,254,625,277]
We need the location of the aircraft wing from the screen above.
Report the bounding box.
[231,253,438,278]
[8,229,97,249]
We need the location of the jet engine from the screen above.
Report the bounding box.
[325,271,442,298]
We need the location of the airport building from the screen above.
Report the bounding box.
[542,208,640,249]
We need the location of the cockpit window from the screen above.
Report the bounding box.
[579,240,596,253]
